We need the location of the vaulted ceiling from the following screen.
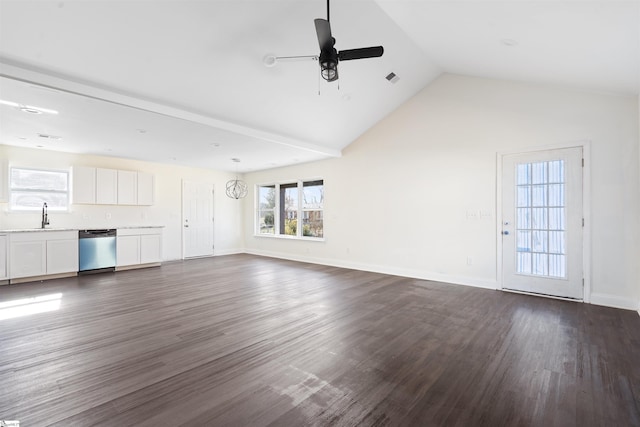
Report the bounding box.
[0,1,638,172]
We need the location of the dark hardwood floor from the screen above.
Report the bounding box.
[0,254,638,426]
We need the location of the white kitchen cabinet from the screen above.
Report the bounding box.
[47,238,79,274]
[0,234,8,283]
[9,230,79,280]
[118,170,138,205]
[10,239,47,279]
[137,171,154,205]
[116,235,140,266]
[140,234,162,263]
[117,228,162,268]
[73,165,154,206]
[0,158,7,202]
[96,168,117,205]
[72,166,96,204]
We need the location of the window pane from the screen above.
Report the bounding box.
[548,231,565,254]
[259,185,275,209]
[517,252,532,274]
[258,210,275,234]
[532,185,547,207]
[517,186,530,207]
[10,191,68,210]
[531,162,547,184]
[517,231,531,252]
[303,180,323,209]
[303,210,323,238]
[532,230,548,253]
[549,208,565,230]
[548,160,564,183]
[11,168,68,191]
[517,164,531,185]
[532,253,548,275]
[548,184,564,207]
[280,184,298,235]
[517,208,531,229]
[531,208,547,229]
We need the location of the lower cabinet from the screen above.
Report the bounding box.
[9,231,79,280]
[0,234,7,283]
[117,228,162,268]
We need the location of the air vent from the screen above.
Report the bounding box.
[37,133,62,141]
[385,72,400,84]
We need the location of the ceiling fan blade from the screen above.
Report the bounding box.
[338,46,384,61]
[314,18,334,51]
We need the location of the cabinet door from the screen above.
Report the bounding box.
[96,168,117,205]
[72,166,96,204]
[47,239,79,274]
[140,234,162,264]
[118,170,137,205]
[137,172,154,205]
[116,235,140,266]
[0,158,7,202]
[0,235,7,280]
[10,240,47,278]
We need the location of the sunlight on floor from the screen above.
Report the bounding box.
[0,293,63,320]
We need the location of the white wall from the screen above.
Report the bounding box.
[0,145,245,260]
[243,74,640,310]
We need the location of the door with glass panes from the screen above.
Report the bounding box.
[501,147,583,299]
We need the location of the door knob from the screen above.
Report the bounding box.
[502,230,509,235]
[184,225,189,228]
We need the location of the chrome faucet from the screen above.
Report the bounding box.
[41,202,49,229]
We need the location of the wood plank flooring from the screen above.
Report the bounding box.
[0,254,638,426]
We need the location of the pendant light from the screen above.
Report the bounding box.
[225,158,248,199]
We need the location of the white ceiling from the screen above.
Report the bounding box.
[0,0,637,172]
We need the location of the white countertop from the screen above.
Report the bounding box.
[0,225,164,233]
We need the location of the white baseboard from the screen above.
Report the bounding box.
[244,248,498,291]
[214,248,245,256]
[590,293,639,311]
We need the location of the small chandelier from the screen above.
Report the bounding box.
[225,158,248,199]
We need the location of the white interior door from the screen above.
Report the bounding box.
[182,180,214,258]
[501,147,583,299]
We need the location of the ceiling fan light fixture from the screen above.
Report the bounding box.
[320,59,338,82]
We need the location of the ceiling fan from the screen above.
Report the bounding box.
[266,0,384,83]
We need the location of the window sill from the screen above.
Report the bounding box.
[253,233,325,242]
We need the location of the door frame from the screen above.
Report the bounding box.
[496,141,591,302]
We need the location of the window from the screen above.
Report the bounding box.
[256,179,323,239]
[10,167,69,211]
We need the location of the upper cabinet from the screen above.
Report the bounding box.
[72,166,154,206]
[72,166,96,204]
[137,171,154,206]
[117,170,137,205]
[96,168,117,205]
[0,158,7,202]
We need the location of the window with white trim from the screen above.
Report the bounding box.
[256,179,323,238]
[10,167,69,211]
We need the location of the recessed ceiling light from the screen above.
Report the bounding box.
[137,129,147,134]
[0,99,58,115]
[37,133,62,141]
[501,38,518,47]
[231,158,241,163]
[210,143,220,147]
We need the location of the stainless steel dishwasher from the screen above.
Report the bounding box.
[78,229,117,274]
